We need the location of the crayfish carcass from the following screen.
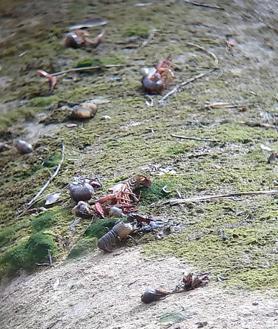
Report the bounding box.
[142,57,174,94]
[64,29,105,48]
[93,174,151,217]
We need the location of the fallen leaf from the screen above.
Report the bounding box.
[69,18,108,30]
[45,192,61,205]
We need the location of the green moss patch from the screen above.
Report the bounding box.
[124,25,149,38]
[85,219,119,239]
[68,237,97,258]
[0,232,57,276]
[31,211,57,232]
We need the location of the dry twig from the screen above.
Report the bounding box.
[171,134,219,143]
[186,42,219,66]
[26,143,65,210]
[184,0,224,11]
[204,102,249,110]
[159,69,217,104]
[52,64,125,77]
[242,121,277,130]
[162,190,278,206]
[138,29,157,50]
[145,95,154,107]
[219,119,277,130]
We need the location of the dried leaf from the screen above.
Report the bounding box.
[69,18,108,30]
[45,192,61,205]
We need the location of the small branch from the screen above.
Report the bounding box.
[52,64,125,77]
[145,95,154,107]
[67,215,96,258]
[204,102,250,110]
[171,134,219,143]
[36,262,51,267]
[162,190,278,206]
[159,69,217,104]
[186,42,219,66]
[26,143,65,210]
[184,0,224,11]
[138,29,157,50]
[242,121,277,130]
[219,119,277,130]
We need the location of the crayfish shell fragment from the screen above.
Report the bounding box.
[69,183,94,202]
[64,30,88,48]
[72,201,94,218]
[141,288,169,304]
[112,222,133,239]
[70,103,97,120]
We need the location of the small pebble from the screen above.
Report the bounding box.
[0,142,10,152]
[101,115,111,120]
[15,140,33,154]
[66,123,78,128]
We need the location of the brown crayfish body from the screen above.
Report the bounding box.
[142,57,174,94]
[64,29,105,48]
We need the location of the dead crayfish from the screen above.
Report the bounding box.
[93,175,151,217]
[64,29,105,48]
[141,273,209,304]
[142,57,174,94]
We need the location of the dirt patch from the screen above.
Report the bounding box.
[1,249,278,329]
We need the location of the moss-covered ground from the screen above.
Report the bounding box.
[0,0,277,289]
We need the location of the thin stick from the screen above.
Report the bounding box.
[186,42,218,66]
[171,134,219,143]
[52,64,125,77]
[184,0,224,11]
[66,216,96,257]
[145,95,154,107]
[163,190,278,206]
[159,69,216,104]
[26,143,65,209]
[242,122,277,130]
[138,29,157,50]
[48,249,53,266]
[219,119,277,130]
[204,102,250,110]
